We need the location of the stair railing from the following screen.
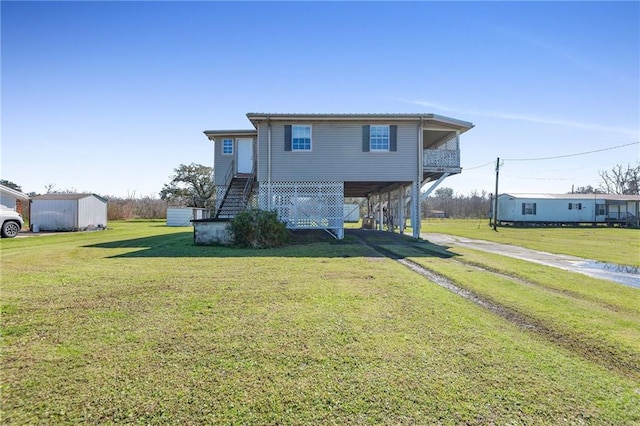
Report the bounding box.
[215,160,235,218]
[241,163,256,208]
[224,160,234,190]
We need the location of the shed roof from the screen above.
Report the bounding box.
[32,193,107,203]
[0,184,29,200]
[500,193,640,201]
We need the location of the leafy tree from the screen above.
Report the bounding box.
[571,185,602,194]
[599,163,640,195]
[433,187,454,199]
[0,180,22,192]
[160,163,215,208]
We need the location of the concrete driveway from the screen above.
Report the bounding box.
[421,233,640,288]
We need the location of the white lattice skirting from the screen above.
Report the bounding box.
[215,186,227,211]
[258,181,344,231]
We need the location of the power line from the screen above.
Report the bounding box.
[464,161,495,171]
[503,141,639,162]
[463,141,638,171]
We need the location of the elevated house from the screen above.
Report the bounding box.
[495,193,640,227]
[203,113,474,239]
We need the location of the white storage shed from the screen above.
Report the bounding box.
[343,204,361,223]
[166,208,207,226]
[31,193,107,231]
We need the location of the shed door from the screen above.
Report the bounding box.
[237,139,253,174]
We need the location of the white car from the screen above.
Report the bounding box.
[0,205,24,238]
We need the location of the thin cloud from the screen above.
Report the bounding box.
[403,99,639,137]
[490,26,638,89]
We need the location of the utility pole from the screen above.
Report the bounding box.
[493,157,500,231]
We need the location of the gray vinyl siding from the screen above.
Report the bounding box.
[256,121,419,182]
[213,137,235,186]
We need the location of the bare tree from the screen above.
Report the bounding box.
[599,163,640,195]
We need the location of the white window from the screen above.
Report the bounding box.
[568,203,582,210]
[292,125,312,151]
[370,125,390,151]
[222,139,233,155]
[596,204,606,216]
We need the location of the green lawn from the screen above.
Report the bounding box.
[1,221,639,424]
[421,218,640,267]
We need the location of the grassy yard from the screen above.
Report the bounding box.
[421,218,640,267]
[1,221,639,424]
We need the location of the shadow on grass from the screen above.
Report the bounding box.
[83,229,459,259]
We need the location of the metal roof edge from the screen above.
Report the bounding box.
[0,184,30,200]
[245,113,474,131]
[32,193,108,202]
[203,130,258,140]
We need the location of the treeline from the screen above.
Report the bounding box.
[422,189,491,219]
[103,195,168,220]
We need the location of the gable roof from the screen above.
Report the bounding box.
[0,184,29,200]
[32,193,108,203]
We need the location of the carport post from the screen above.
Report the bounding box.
[412,181,420,239]
[378,193,384,231]
[398,187,405,234]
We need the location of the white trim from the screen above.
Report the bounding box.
[222,138,234,155]
[237,138,253,173]
[0,184,29,200]
[369,124,390,151]
[291,124,313,152]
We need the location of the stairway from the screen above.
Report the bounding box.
[216,175,251,219]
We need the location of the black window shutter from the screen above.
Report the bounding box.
[533,203,537,215]
[522,203,526,215]
[568,203,572,210]
[390,125,397,152]
[284,125,292,151]
[362,125,370,152]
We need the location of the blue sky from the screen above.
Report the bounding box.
[2,1,638,197]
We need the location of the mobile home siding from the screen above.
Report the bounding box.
[498,196,598,223]
[256,121,419,183]
[31,199,78,231]
[77,196,107,229]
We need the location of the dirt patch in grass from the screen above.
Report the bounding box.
[356,234,640,381]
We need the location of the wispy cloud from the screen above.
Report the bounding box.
[490,26,638,89]
[403,99,639,138]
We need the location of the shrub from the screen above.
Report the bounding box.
[228,209,289,248]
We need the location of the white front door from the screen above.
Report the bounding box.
[237,139,253,173]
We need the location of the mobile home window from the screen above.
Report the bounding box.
[568,203,582,210]
[222,139,233,155]
[292,125,312,151]
[596,204,606,216]
[370,125,390,151]
[522,202,536,215]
